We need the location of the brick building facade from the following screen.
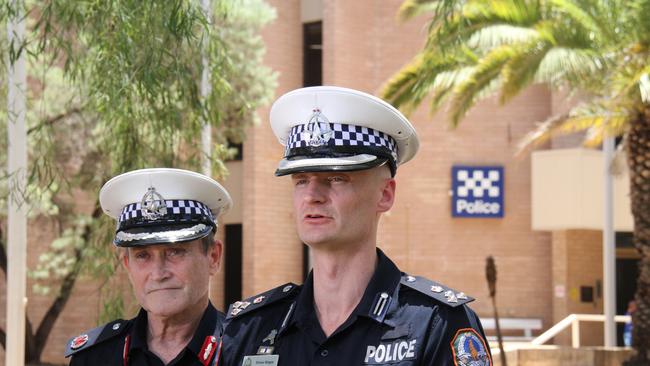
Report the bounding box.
[0,1,638,364]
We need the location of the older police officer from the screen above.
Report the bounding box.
[65,168,230,366]
[222,86,492,366]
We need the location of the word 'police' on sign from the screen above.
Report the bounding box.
[451,166,504,218]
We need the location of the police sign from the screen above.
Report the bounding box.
[452,166,504,218]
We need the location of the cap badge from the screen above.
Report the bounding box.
[303,109,333,147]
[141,187,168,220]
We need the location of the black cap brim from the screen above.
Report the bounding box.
[275,156,392,176]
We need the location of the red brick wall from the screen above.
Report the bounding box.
[241,0,304,299]
[552,230,604,346]
[13,3,615,364]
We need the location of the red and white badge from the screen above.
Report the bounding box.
[70,334,89,350]
[199,335,220,366]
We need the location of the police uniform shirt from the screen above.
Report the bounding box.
[67,302,224,366]
[222,249,492,366]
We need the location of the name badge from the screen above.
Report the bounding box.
[241,355,279,366]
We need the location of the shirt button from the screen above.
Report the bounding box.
[320,349,329,357]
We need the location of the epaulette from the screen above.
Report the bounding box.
[64,318,130,358]
[227,282,299,320]
[400,274,474,308]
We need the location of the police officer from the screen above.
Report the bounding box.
[65,168,231,365]
[221,86,492,366]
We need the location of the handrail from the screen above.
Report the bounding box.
[531,314,631,348]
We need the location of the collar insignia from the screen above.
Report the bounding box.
[70,334,89,350]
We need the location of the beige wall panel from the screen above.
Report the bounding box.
[221,161,243,225]
[532,149,633,231]
[301,0,322,23]
[552,230,605,346]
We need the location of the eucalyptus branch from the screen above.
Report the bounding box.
[27,106,84,135]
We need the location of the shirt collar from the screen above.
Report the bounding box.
[285,248,401,334]
[353,248,402,322]
[129,302,222,358]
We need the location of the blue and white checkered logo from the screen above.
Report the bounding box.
[452,166,504,218]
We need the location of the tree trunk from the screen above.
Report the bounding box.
[0,203,103,364]
[625,111,650,363]
[27,204,103,363]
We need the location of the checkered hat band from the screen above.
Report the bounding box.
[285,123,398,160]
[118,200,215,224]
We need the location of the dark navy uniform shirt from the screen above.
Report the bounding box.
[66,302,224,366]
[222,249,491,366]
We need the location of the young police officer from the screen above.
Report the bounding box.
[222,86,492,365]
[65,168,230,366]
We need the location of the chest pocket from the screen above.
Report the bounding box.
[363,324,418,365]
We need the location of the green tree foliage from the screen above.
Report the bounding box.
[382,0,650,363]
[1,0,276,363]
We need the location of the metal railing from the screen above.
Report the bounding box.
[532,314,631,348]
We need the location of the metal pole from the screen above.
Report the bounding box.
[603,136,616,347]
[200,0,212,176]
[6,1,28,364]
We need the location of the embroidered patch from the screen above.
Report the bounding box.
[451,328,491,366]
[363,339,417,364]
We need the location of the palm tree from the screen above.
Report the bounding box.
[382,0,650,363]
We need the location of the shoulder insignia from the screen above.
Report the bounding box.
[400,274,474,308]
[451,328,492,365]
[64,319,130,358]
[227,282,299,320]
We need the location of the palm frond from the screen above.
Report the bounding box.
[382,47,476,114]
[467,24,538,50]
[516,113,568,154]
[627,0,650,43]
[535,47,604,87]
[583,112,629,146]
[427,67,476,112]
[398,0,443,21]
[518,114,612,150]
[382,54,426,106]
[517,99,630,151]
[548,0,603,39]
[429,0,541,50]
[488,0,541,25]
[610,62,650,105]
[387,0,645,137]
[639,72,650,103]
[449,45,514,126]
[500,39,552,103]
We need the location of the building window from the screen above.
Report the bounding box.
[301,20,322,279]
[303,21,322,87]
[226,141,243,161]
[224,224,242,307]
[615,232,633,248]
